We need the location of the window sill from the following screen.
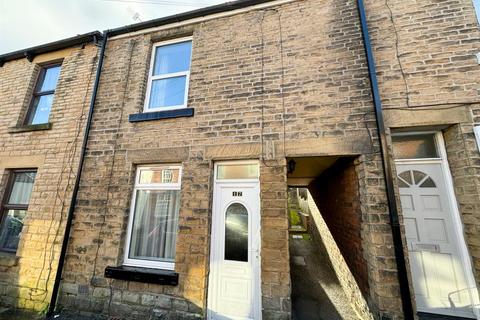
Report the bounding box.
[129,108,194,122]
[0,252,19,267]
[8,123,52,133]
[104,265,179,285]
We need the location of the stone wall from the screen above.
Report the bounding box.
[1,0,477,318]
[365,0,480,306]
[57,0,402,318]
[260,160,290,319]
[0,44,99,312]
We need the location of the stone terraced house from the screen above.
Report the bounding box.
[0,0,480,319]
[0,32,102,312]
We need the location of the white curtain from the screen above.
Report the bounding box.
[130,190,180,261]
[149,80,168,108]
[9,172,36,205]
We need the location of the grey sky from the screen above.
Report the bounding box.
[1,0,479,55]
[0,0,228,54]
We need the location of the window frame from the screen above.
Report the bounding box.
[143,37,193,113]
[123,165,183,270]
[0,169,37,253]
[25,62,62,125]
[214,160,260,183]
[391,131,441,161]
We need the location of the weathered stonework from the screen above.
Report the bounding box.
[365,0,480,305]
[0,43,100,312]
[0,0,479,318]
[57,0,400,318]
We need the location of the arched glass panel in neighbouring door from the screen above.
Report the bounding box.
[225,203,248,262]
[397,170,437,188]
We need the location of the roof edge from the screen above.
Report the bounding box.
[0,0,283,64]
[0,31,103,65]
[106,0,278,37]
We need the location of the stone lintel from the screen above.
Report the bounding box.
[204,143,261,160]
[384,105,472,129]
[283,135,373,157]
[127,147,190,164]
[0,155,46,169]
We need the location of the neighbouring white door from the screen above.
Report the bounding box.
[394,134,479,319]
[207,162,261,320]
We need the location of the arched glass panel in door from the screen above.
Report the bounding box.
[397,170,437,188]
[225,203,248,262]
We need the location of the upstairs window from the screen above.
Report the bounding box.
[26,64,61,125]
[0,170,37,253]
[144,38,192,112]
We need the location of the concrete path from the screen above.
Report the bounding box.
[290,236,358,320]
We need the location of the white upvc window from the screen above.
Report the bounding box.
[144,37,192,112]
[124,165,182,270]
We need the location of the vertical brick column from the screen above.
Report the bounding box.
[356,154,404,319]
[174,155,212,314]
[259,159,290,320]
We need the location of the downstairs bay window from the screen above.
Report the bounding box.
[124,165,182,270]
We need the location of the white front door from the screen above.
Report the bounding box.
[397,162,477,318]
[207,174,261,320]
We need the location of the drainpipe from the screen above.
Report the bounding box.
[356,1,414,319]
[46,31,109,318]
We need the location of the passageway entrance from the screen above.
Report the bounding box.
[288,187,355,320]
[287,156,371,320]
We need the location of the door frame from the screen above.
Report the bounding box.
[207,160,262,320]
[393,131,480,318]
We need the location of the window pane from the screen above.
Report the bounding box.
[153,41,192,76]
[129,190,180,262]
[148,76,187,109]
[39,65,61,92]
[217,164,259,179]
[420,177,436,188]
[0,209,27,251]
[28,94,53,125]
[397,179,409,188]
[398,171,412,185]
[139,168,180,184]
[225,203,248,262]
[392,134,439,159]
[8,172,36,205]
[412,170,427,185]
